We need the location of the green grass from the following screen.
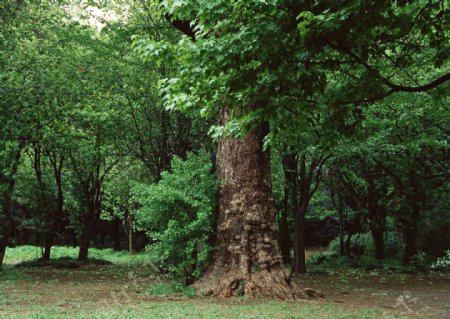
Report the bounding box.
[148,282,197,297]
[307,252,431,274]
[3,245,155,266]
[1,246,444,319]
[0,301,411,319]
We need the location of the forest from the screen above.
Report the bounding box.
[0,0,449,318]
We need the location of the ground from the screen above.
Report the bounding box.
[0,247,448,319]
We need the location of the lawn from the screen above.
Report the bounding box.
[0,246,448,319]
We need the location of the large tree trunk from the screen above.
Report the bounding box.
[193,109,295,299]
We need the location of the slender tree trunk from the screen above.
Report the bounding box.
[78,214,94,261]
[371,227,385,260]
[112,217,121,251]
[293,202,307,274]
[128,212,133,254]
[402,205,420,265]
[279,153,296,264]
[0,239,7,267]
[0,184,16,267]
[345,233,352,257]
[42,185,63,260]
[366,175,386,260]
[43,156,65,261]
[43,239,52,261]
[402,227,418,264]
[278,194,291,263]
[193,108,295,299]
[78,238,89,261]
[78,223,91,261]
[339,210,345,256]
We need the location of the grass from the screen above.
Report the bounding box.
[307,252,433,275]
[1,246,448,319]
[148,282,197,297]
[3,245,155,266]
[0,302,412,319]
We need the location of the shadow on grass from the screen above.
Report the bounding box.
[15,257,112,269]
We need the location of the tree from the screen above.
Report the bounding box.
[134,0,449,298]
[273,111,330,273]
[0,1,55,265]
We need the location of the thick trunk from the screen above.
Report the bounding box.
[193,109,295,299]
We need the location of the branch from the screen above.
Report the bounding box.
[328,41,450,98]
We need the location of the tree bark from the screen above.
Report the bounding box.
[112,217,121,251]
[0,177,17,267]
[0,238,7,267]
[293,202,307,274]
[366,173,386,260]
[127,211,133,254]
[193,108,295,299]
[279,153,297,264]
[371,227,385,260]
[78,238,89,261]
[43,155,65,261]
[345,233,352,257]
[78,222,93,261]
[338,210,345,256]
[402,205,420,265]
[278,191,291,264]
[78,204,97,261]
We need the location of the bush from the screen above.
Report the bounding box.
[132,152,217,284]
[431,250,450,272]
[328,231,403,258]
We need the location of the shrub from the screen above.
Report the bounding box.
[132,152,217,284]
[431,250,450,272]
[327,231,402,258]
